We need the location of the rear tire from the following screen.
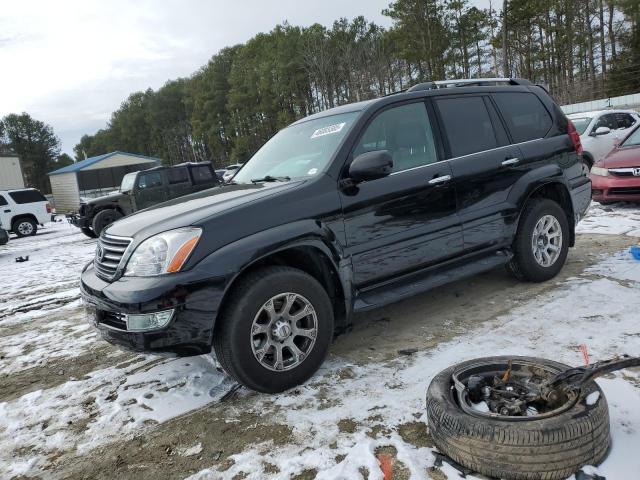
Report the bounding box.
[426,356,610,480]
[91,209,123,237]
[213,266,334,393]
[507,199,569,282]
[12,218,38,237]
[80,227,97,238]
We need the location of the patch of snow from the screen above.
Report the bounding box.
[470,401,490,413]
[576,202,640,237]
[586,391,601,406]
[179,443,203,457]
[0,355,231,477]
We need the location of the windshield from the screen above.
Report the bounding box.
[570,117,592,135]
[233,112,359,183]
[120,172,137,192]
[622,126,640,147]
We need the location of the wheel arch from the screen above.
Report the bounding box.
[198,222,351,335]
[91,203,125,217]
[11,213,38,229]
[581,151,595,169]
[517,181,576,247]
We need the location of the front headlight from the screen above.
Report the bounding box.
[124,227,201,277]
[590,166,609,177]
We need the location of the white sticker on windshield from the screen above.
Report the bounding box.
[307,168,318,175]
[311,122,346,139]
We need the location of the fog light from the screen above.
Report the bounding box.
[126,309,175,332]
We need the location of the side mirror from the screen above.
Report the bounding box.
[593,126,611,136]
[349,150,393,182]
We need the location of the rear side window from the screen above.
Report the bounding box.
[436,96,498,157]
[8,190,47,204]
[493,92,552,143]
[167,167,189,184]
[593,113,617,131]
[615,113,636,130]
[191,165,214,184]
[0,195,7,206]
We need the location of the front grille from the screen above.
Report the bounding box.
[609,168,638,177]
[94,234,132,280]
[100,310,127,330]
[79,203,87,216]
[609,187,640,195]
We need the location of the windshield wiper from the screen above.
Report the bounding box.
[250,175,291,184]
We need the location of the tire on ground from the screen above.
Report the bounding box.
[91,209,123,237]
[13,217,38,237]
[80,227,97,238]
[426,356,610,480]
[213,266,334,393]
[508,198,569,282]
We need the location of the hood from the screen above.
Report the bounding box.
[86,191,127,206]
[601,144,640,169]
[105,181,303,239]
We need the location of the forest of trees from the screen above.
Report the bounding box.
[0,113,68,193]
[74,0,640,167]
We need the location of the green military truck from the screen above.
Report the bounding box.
[70,162,220,237]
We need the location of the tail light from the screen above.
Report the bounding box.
[567,120,583,154]
[46,203,52,214]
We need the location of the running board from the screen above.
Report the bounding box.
[353,250,512,312]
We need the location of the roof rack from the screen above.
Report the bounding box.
[406,78,532,92]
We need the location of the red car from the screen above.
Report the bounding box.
[590,124,640,203]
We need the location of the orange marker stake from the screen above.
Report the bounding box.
[377,453,393,480]
[579,344,590,365]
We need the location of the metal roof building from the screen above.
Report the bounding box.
[0,149,25,190]
[48,151,160,212]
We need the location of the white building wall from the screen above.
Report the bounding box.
[561,92,640,114]
[0,155,25,189]
[49,172,80,212]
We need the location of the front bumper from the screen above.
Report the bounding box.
[80,262,226,356]
[590,173,640,202]
[67,214,91,229]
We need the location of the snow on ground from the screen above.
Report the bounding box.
[0,203,639,479]
[188,248,640,480]
[577,202,640,237]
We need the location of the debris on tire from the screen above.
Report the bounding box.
[426,355,639,480]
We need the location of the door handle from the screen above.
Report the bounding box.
[428,174,452,185]
[3,209,10,213]
[502,158,520,166]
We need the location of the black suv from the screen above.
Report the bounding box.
[81,78,590,393]
[70,162,219,237]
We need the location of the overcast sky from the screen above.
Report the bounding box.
[0,0,500,156]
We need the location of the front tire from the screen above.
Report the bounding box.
[91,209,123,237]
[213,266,334,393]
[13,218,38,237]
[507,199,569,282]
[80,227,97,238]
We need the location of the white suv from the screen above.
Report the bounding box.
[0,188,51,237]
[567,109,640,169]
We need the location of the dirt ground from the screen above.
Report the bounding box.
[3,231,625,480]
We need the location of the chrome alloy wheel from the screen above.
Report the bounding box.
[250,292,318,372]
[17,221,34,235]
[531,214,563,267]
